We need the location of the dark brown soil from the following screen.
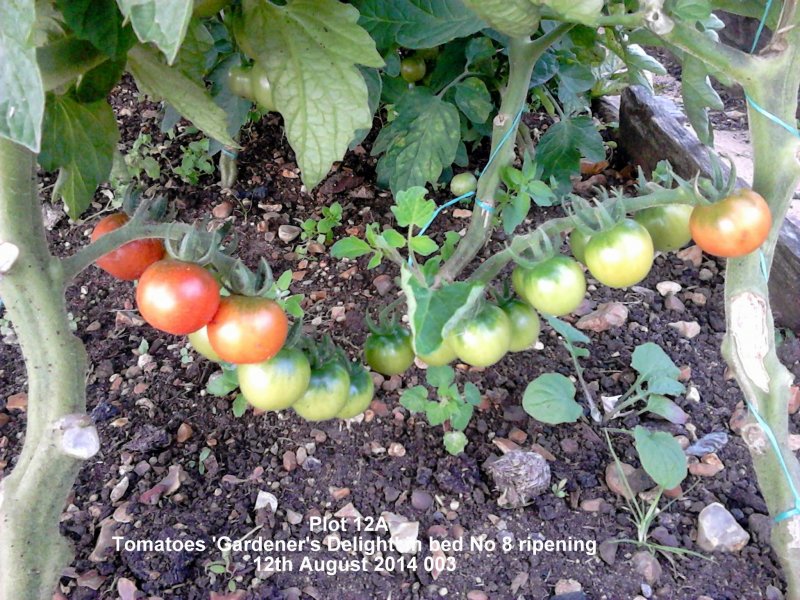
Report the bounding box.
[0,75,796,600]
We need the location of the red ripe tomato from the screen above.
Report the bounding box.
[207,295,288,364]
[689,190,772,258]
[91,213,164,280]
[136,259,220,335]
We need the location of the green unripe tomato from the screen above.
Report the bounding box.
[569,228,592,264]
[292,361,350,421]
[250,64,275,112]
[447,304,511,368]
[633,205,693,252]
[238,348,311,411]
[417,337,458,367]
[500,299,540,352]
[188,326,222,362]
[336,366,375,419]
[512,256,586,316]
[228,65,254,101]
[415,47,440,61]
[193,0,231,18]
[400,56,426,83]
[365,328,415,376]
[450,172,478,197]
[584,219,654,288]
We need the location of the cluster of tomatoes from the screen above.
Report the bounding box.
[92,213,376,422]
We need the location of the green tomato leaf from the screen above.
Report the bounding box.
[409,235,439,256]
[537,115,605,181]
[117,0,193,63]
[238,0,383,190]
[127,44,236,147]
[450,401,474,431]
[400,385,429,412]
[57,0,131,57]
[426,365,455,389]
[633,426,688,489]
[174,19,215,80]
[644,395,689,425]
[373,88,460,194]
[460,0,539,37]
[631,342,681,381]
[463,382,481,406]
[527,179,556,206]
[0,0,43,151]
[400,266,483,356]
[443,430,468,455]
[381,229,406,248]
[391,186,436,228]
[647,375,685,397]
[501,191,531,235]
[39,94,119,217]
[454,77,492,124]
[427,401,452,426]
[522,373,582,425]
[206,368,239,397]
[673,0,712,21]
[331,237,372,259]
[232,393,248,417]
[681,55,723,146]
[353,0,485,52]
[545,316,590,345]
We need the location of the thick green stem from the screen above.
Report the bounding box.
[439,26,573,282]
[0,140,95,598]
[721,40,800,599]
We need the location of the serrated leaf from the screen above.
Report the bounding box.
[443,430,468,455]
[409,235,438,256]
[454,77,492,124]
[501,191,530,235]
[634,426,687,489]
[545,316,590,345]
[522,373,582,424]
[0,0,43,151]
[175,19,215,80]
[427,365,454,389]
[57,0,129,57]
[239,0,383,189]
[276,270,293,290]
[427,401,453,426]
[623,44,666,76]
[631,342,680,381]
[206,368,239,396]
[353,0,485,51]
[537,115,604,180]
[39,94,119,217]
[117,0,193,63]
[331,237,372,259]
[367,252,383,269]
[232,393,248,417]
[460,0,539,37]
[392,186,436,228]
[127,44,236,147]
[400,385,429,412]
[645,395,688,425]
[381,229,406,248]
[450,401,474,431]
[400,266,483,355]
[681,55,723,146]
[673,0,711,21]
[373,88,460,194]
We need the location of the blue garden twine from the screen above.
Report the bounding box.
[746,0,800,524]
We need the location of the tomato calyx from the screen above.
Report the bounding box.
[164,219,237,267]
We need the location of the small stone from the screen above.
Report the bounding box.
[699,268,714,281]
[766,585,784,600]
[331,306,346,322]
[330,487,351,500]
[605,462,653,499]
[697,502,750,552]
[508,427,527,444]
[580,499,603,512]
[748,512,772,545]
[283,450,298,472]
[466,592,488,600]
[176,423,193,443]
[677,245,703,267]
[373,274,393,296]
[789,386,800,415]
[453,208,472,219]
[554,579,582,594]
[411,490,434,510]
[678,366,692,381]
[308,242,325,254]
[729,402,747,434]
[598,539,618,565]
[382,375,402,392]
[631,551,662,584]
[212,201,234,219]
[6,392,27,411]
[278,224,301,242]
[310,429,327,443]
[664,294,685,312]
[656,281,682,296]
[560,438,579,454]
[487,450,550,508]
[575,302,628,332]
[668,321,701,338]
[286,509,303,525]
[688,453,724,477]
[0,413,9,427]
[388,443,406,457]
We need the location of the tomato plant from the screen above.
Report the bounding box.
[193,0,231,18]
[633,205,693,252]
[448,304,511,367]
[206,296,288,364]
[292,361,350,421]
[364,327,414,375]
[690,190,772,258]
[500,298,540,352]
[90,213,164,280]
[238,348,311,411]
[400,56,426,83]
[136,259,221,335]
[584,219,654,289]
[512,256,586,316]
[336,364,375,419]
